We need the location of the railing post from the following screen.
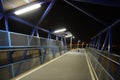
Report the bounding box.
[101,31,109,51]
[108,28,112,54]
[11,64,15,78]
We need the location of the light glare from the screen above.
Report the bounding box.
[14,3,41,15]
[54,28,66,33]
[65,34,72,38]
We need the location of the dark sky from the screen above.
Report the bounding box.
[40,0,120,44]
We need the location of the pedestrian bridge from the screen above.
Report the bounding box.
[12,49,93,80]
[0,0,120,80]
[10,48,119,80]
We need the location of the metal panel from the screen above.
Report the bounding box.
[0,30,9,47]
[40,37,47,47]
[10,32,28,47]
[0,65,12,80]
[47,39,55,46]
[29,36,40,47]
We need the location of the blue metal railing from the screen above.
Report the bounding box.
[0,30,64,49]
[86,48,120,80]
[0,47,65,80]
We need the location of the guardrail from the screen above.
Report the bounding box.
[0,30,64,48]
[0,47,66,80]
[0,30,68,80]
[86,48,120,80]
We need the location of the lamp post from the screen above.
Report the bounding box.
[65,33,74,50]
[70,36,72,49]
[77,40,80,49]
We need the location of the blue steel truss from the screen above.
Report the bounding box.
[91,19,120,54]
[64,0,120,54]
[0,0,67,78]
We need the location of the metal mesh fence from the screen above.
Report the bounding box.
[86,48,120,80]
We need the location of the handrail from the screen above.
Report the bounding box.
[0,30,63,48]
[90,48,120,66]
[87,50,115,80]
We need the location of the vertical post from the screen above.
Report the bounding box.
[70,36,72,50]
[97,35,101,50]
[36,29,40,38]
[5,16,9,31]
[7,51,14,63]
[56,36,58,40]
[15,50,28,76]
[11,64,15,78]
[64,37,67,45]
[48,33,51,39]
[77,40,80,49]
[43,48,47,63]
[107,28,112,80]
[52,47,56,58]
[101,31,109,51]
[108,28,112,54]
[93,38,96,48]
[39,49,43,64]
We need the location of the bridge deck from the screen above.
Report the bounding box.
[13,49,93,80]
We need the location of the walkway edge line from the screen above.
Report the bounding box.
[12,52,68,80]
[85,50,99,80]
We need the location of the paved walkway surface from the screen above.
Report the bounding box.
[13,49,92,80]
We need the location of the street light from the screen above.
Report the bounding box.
[14,3,41,15]
[65,32,74,50]
[77,40,81,49]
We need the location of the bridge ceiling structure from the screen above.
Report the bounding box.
[0,0,120,44]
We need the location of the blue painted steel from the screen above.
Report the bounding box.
[8,15,50,33]
[0,0,5,12]
[90,19,120,53]
[37,0,56,26]
[92,19,120,39]
[88,48,116,80]
[48,33,51,39]
[64,0,107,26]
[72,0,120,7]
[39,49,43,64]
[52,47,56,58]
[108,28,112,54]
[43,48,47,63]
[97,35,101,50]
[101,31,109,51]
[64,37,67,45]
[0,13,3,19]
[7,51,14,63]
[36,29,40,38]
[15,50,28,76]
[11,64,15,78]
[5,16,9,31]
[92,38,96,48]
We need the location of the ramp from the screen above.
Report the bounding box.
[13,49,93,80]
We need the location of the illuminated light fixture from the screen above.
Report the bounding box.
[14,3,41,15]
[65,34,73,38]
[54,28,66,33]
